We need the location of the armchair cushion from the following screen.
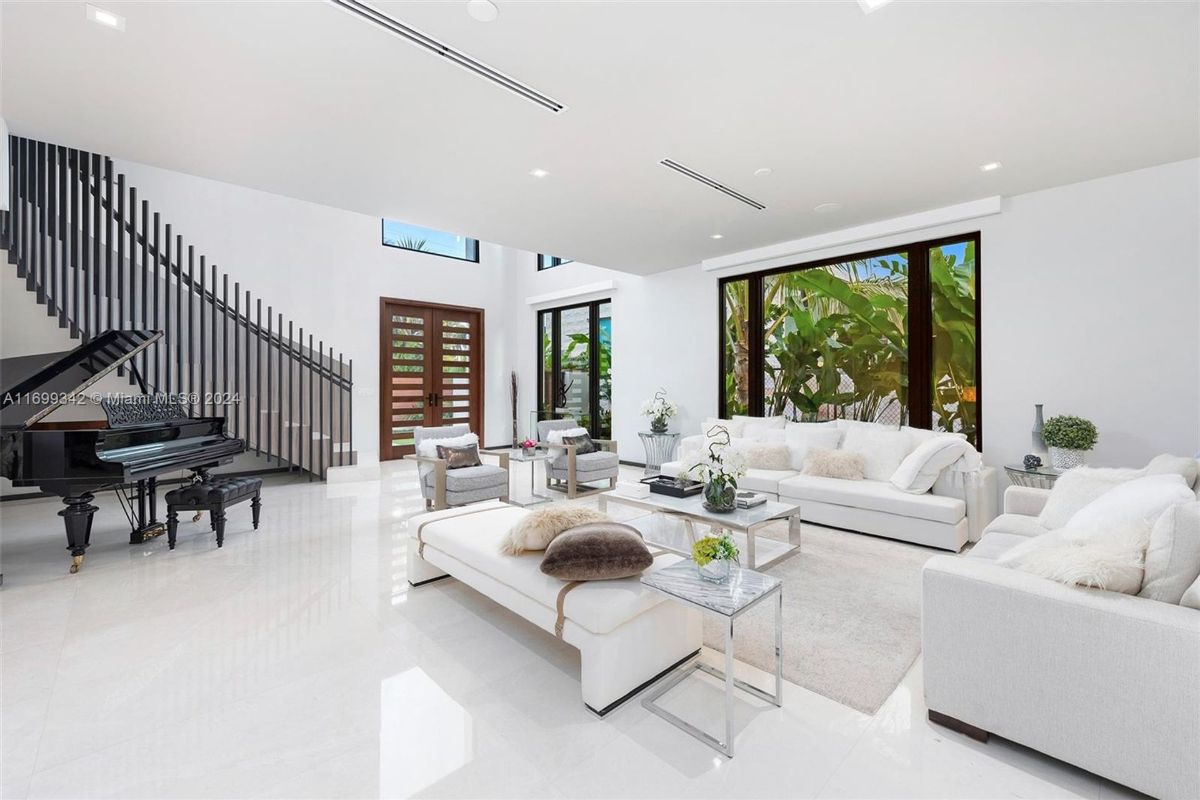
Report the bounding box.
[424,464,507,492]
[550,450,619,473]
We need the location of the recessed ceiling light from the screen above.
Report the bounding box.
[529,168,549,178]
[466,0,498,23]
[86,4,125,30]
[814,202,842,214]
[710,234,724,240]
[980,161,1003,172]
[753,167,773,177]
[857,0,896,13]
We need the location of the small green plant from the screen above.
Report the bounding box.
[1041,415,1098,451]
[692,534,740,568]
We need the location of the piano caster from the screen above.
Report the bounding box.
[69,555,84,574]
[192,512,203,523]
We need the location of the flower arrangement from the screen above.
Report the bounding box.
[690,425,746,512]
[520,437,537,454]
[692,532,739,582]
[639,388,678,433]
[1041,414,1098,469]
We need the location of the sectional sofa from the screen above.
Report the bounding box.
[660,417,996,551]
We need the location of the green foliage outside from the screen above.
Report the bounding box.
[540,316,612,438]
[1041,415,1098,451]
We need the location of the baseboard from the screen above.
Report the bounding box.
[585,648,700,718]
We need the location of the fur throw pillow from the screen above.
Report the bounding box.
[734,441,791,470]
[500,503,609,555]
[802,448,866,481]
[997,521,1152,595]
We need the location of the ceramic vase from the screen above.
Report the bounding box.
[1031,404,1047,454]
[1049,446,1087,470]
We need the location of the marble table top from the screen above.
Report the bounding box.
[641,561,781,617]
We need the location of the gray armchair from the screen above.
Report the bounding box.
[536,418,619,500]
[405,424,510,511]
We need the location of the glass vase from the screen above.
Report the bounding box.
[703,479,736,513]
[650,417,668,434]
[697,558,731,583]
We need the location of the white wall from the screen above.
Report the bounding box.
[511,158,1200,474]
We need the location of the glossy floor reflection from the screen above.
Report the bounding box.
[1,462,1145,799]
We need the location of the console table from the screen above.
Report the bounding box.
[638,431,680,475]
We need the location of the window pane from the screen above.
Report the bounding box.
[558,306,592,430]
[537,254,573,270]
[539,311,554,422]
[722,279,750,416]
[382,219,479,261]
[930,240,979,445]
[762,255,908,423]
[597,302,612,438]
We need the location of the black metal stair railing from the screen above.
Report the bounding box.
[0,134,353,479]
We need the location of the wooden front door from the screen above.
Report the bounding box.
[379,299,485,460]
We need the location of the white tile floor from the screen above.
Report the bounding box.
[0,461,1144,799]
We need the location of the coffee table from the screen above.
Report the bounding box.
[598,490,801,569]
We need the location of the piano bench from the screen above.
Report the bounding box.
[165,476,263,549]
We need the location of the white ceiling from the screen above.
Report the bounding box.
[3,0,1197,274]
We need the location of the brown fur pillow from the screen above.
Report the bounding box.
[540,523,653,581]
[802,447,866,481]
[500,503,610,555]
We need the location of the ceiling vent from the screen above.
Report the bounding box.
[659,159,766,211]
[328,0,566,114]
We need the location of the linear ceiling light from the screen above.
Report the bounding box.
[328,0,566,114]
[659,159,766,211]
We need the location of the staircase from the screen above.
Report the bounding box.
[1,134,353,479]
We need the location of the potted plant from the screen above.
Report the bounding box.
[1041,415,1098,469]
[520,438,538,456]
[639,388,678,434]
[692,533,740,583]
[690,426,746,513]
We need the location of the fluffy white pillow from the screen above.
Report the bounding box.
[783,424,842,470]
[743,426,787,444]
[546,426,588,444]
[802,448,865,481]
[997,522,1151,595]
[734,414,784,431]
[890,436,975,494]
[1138,502,1200,604]
[839,426,915,482]
[1064,474,1192,532]
[500,504,610,555]
[1036,467,1143,530]
[417,432,478,459]
[734,441,791,470]
[702,417,743,439]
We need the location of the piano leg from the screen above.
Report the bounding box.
[59,493,98,574]
[129,479,166,544]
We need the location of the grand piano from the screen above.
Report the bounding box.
[1,330,246,574]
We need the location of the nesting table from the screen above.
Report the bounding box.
[640,561,783,757]
[506,448,553,506]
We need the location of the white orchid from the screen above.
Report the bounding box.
[639,389,677,420]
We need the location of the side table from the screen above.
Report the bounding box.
[1004,463,1062,489]
[639,561,782,757]
[638,431,680,475]
[507,448,553,506]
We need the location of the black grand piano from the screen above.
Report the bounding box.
[1,330,246,574]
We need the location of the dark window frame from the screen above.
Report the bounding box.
[381,219,480,263]
[536,298,612,439]
[717,232,982,449]
[537,254,573,270]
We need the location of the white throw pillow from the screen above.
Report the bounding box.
[839,426,915,483]
[1064,474,1192,533]
[1036,467,1143,530]
[702,417,744,439]
[1139,502,1200,604]
[743,425,787,444]
[997,522,1151,595]
[734,414,784,431]
[783,424,842,471]
[802,448,865,481]
[903,425,968,446]
[890,436,973,494]
[546,426,588,444]
[417,432,478,459]
[1145,454,1200,490]
[734,441,791,471]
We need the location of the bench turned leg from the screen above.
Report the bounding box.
[251,493,262,530]
[213,510,227,548]
[167,510,179,550]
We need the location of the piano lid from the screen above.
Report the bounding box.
[0,330,163,429]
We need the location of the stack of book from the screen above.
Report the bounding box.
[736,490,768,509]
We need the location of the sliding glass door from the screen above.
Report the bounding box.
[538,300,612,439]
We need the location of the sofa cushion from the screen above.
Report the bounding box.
[737,468,797,495]
[968,531,1031,561]
[424,464,507,491]
[779,474,965,524]
[840,426,916,482]
[415,505,677,634]
[550,449,619,472]
[982,513,1050,539]
[1068,474,1193,532]
[1182,574,1200,610]
[1036,466,1144,529]
[1139,502,1200,604]
[783,423,843,470]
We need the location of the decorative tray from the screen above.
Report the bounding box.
[640,475,703,498]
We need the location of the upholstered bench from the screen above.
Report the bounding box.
[165,476,262,549]
[408,501,702,715]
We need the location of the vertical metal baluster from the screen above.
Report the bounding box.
[188,247,195,410]
[337,352,344,467]
[91,153,101,329]
[298,327,306,476]
[47,145,57,316]
[199,255,207,416]
[277,312,284,467]
[16,137,26,281]
[104,158,114,330]
[34,141,45,304]
[58,147,68,329]
[69,150,79,338]
[318,339,325,479]
[256,299,262,457]
[129,187,138,334]
[348,359,353,468]
[223,275,229,427]
[234,284,241,439]
[288,320,294,470]
[140,199,149,372]
[164,224,172,392]
[116,174,125,330]
[80,153,91,339]
[245,290,252,446]
[176,234,184,398]
[211,263,218,418]
[267,306,274,463]
[6,136,15,261]
[308,333,314,480]
[153,212,161,389]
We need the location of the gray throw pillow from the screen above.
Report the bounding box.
[539,522,653,581]
[562,433,598,455]
[436,443,481,469]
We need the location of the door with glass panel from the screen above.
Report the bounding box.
[379,299,484,459]
[538,300,612,439]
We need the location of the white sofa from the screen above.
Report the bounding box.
[923,477,1200,800]
[406,501,702,715]
[661,419,996,551]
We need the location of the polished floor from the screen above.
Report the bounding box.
[0,461,1143,799]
